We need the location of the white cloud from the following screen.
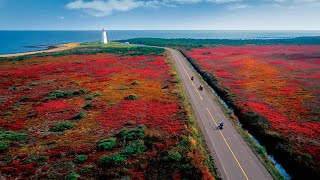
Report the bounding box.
[66,0,144,17]
[57,16,65,20]
[172,0,241,4]
[66,0,244,16]
[227,3,249,10]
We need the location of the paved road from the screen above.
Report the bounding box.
[167,48,273,180]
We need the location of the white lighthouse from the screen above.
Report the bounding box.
[101,28,108,44]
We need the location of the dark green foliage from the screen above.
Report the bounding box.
[93,92,101,97]
[124,121,133,126]
[100,153,126,166]
[118,86,129,90]
[119,140,146,157]
[86,92,101,100]
[82,103,93,110]
[73,112,86,119]
[51,122,75,132]
[73,155,88,164]
[79,165,94,173]
[97,138,116,151]
[66,172,80,180]
[19,96,30,102]
[85,96,93,100]
[0,141,10,152]
[162,85,169,89]
[119,37,320,49]
[131,81,139,85]
[44,89,90,102]
[125,94,139,100]
[73,89,90,95]
[4,111,12,116]
[116,125,146,141]
[0,130,27,141]
[163,149,182,162]
[44,90,73,101]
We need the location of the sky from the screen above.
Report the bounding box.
[0,0,319,30]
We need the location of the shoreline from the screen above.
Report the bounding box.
[0,43,79,58]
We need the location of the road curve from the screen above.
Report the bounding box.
[166,47,273,180]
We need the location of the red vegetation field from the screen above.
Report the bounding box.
[186,45,320,177]
[0,48,214,179]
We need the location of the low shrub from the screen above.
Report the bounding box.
[131,81,139,85]
[44,90,73,101]
[73,155,88,164]
[97,138,116,151]
[120,140,146,157]
[19,96,30,102]
[73,112,86,119]
[73,89,90,95]
[163,149,182,162]
[82,103,93,110]
[0,141,10,152]
[100,153,126,166]
[4,111,12,116]
[125,94,139,100]
[66,172,80,180]
[118,86,129,90]
[0,130,28,141]
[44,89,90,102]
[162,85,169,89]
[116,125,146,141]
[51,122,75,132]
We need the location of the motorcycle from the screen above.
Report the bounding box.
[199,85,203,90]
[218,122,224,130]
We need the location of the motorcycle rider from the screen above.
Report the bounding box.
[191,76,194,80]
[219,121,224,129]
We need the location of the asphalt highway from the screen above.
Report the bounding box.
[167,47,273,180]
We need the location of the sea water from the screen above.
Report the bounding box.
[1,30,320,54]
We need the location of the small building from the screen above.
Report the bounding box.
[101,28,108,44]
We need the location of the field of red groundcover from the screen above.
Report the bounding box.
[186,45,320,178]
[0,47,214,179]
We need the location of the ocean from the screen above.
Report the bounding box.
[1,30,320,54]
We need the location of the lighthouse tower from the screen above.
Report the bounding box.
[102,28,108,44]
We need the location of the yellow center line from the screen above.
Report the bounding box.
[176,53,203,100]
[206,107,250,180]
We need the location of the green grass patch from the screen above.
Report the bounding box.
[118,86,129,90]
[116,125,146,141]
[73,112,86,119]
[0,141,10,152]
[44,89,90,102]
[66,172,80,180]
[131,81,139,85]
[0,130,28,141]
[73,155,88,164]
[100,153,126,166]
[19,96,30,102]
[125,94,139,100]
[97,138,116,151]
[163,149,182,162]
[51,122,75,132]
[119,140,146,157]
[82,103,93,110]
